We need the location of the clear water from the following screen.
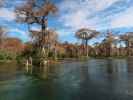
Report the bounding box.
[0,58,133,100]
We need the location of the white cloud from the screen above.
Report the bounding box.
[10,28,26,36]
[57,29,72,37]
[90,0,119,11]
[0,0,132,43]
[57,0,133,40]
[9,28,30,41]
[58,0,120,33]
[110,6,133,28]
[0,8,16,21]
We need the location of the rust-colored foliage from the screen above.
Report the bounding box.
[0,27,7,46]
[34,1,58,17]
[0,37,25,54]
[16,0,58,23]
[15,0,58,49]
[30,29,58,48]
[120,32,133,41]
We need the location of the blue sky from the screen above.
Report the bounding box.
[0,0,133,44]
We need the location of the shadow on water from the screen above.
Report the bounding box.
[0,58,133,100]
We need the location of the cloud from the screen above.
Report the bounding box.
[110,6,133,28]
[55,0,133,42]
[0,0,4,6]
[84,0,119,11]
[58,0,120,32]
[57,29,72,37]
[10,28,27,36]
[9,28,30,41]
[0,8,16,21]
[0,0,132,43]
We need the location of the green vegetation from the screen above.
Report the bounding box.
[0,0,132,65]
[0,50,18,62]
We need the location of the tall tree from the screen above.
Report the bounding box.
[75,28,99,56]
[15,0,58,62]
[102,31,116,57]
[30,29,58,49]
[16,0,57,47]
[120,32,133,56]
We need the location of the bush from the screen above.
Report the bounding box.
[0,53,5,60]
[0,50,18,61]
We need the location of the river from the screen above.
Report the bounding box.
[0,58,133,100]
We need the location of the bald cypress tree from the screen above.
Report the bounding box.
[15,0,58,65]
[75,28,99,57]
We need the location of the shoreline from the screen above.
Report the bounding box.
[0,56,132,64]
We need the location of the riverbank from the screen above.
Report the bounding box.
[0,56,132,64]
[0,60,17,63]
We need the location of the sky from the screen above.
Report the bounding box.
[0,0,133,44]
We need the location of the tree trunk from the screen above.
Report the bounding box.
[86,39,88,57]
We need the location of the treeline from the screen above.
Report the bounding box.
[0,27,25,61]
[0,27,133,62]
[74,30,133,58]
[22,30,133,59]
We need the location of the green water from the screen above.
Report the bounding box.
[0,58,133,100]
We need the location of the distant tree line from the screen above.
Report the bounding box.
[0,26,25,61]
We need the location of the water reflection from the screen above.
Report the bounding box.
[127,58,133,73]
[0,58,133,100]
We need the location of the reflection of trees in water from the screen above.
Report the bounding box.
[78,63,91,100]
[106,59,129,95]
[0,62,19,80]
[80,63,89,82]
[24,65,59,99]
[127,57,133,73]
[26,65,51,79]
[106,59,113,74]
[106,59,128,79]
[23,60,132,99]
[38,66,50,79]
[78,61,116,99]
[20,66,57,100]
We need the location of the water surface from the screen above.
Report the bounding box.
[0,58,133,100]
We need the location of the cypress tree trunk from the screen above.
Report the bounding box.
[86,39,88,57]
